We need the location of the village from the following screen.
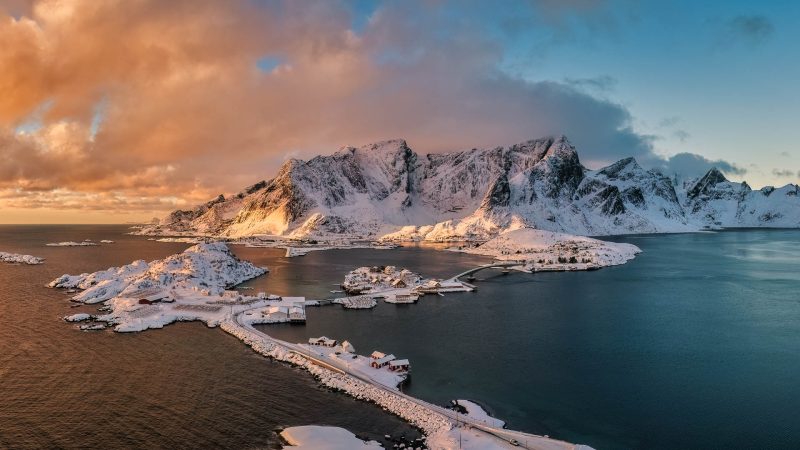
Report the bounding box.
[51,242,584,449]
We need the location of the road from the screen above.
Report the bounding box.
[231,310,579,450]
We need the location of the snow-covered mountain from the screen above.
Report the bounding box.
[141,136,800,241]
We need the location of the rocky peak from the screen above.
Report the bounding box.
[597,157,643,179]
[687,167,729,199]
[480,173,511,210]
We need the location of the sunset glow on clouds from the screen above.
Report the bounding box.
[0,0,797,223]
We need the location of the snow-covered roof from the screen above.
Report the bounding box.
[374,354,396,365]
[389,359,409,366]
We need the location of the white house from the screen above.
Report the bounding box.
[265,306,288,321]
[389,359,410,372]
[309,336,337,347]
[370,354,396,368]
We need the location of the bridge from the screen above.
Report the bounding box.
[449,261,526,282]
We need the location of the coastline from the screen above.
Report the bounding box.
[48,241,597,449]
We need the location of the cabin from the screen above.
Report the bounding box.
[370,351,386,359]
[265,306,288,321]
[288,305,306,323]
[267,294,282,301]
[370,354,396,368]
[391,279,407,288]
[388,359,410,372]
[309,336,337,347]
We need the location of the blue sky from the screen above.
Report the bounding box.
[348,0,798,186]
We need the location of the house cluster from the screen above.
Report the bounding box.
[369,351,410,373]
[341,266,423,294]
[412,279,472,294]
[259,296,307,322]
[308,337,356,354]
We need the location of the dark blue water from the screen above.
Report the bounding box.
[241,230,800,450]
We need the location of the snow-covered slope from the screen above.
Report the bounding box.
[49,242,267,304]
[140,136,800,241]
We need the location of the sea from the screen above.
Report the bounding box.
[1,225,799,449]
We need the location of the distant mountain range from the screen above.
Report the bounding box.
[141,136,800,240]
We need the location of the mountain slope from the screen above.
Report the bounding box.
[141,136,800,240]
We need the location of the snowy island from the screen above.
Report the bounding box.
[0,251,44,265]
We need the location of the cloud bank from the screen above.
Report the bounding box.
[0,0,751,217]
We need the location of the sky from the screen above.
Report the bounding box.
[0,0,797,224]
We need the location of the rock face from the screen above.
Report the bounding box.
[141,136,800,240]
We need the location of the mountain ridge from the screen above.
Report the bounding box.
[141,136,800,240]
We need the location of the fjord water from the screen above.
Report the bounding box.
[0,225,419,449]
[2,226,800,449]
[241,230,800,450]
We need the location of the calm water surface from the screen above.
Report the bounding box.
[2,226,799,449]
[0,225,419,449]
[242,230,800,450]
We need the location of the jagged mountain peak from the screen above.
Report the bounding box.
[597,157,643,179]
[142,135,800,240]
[687,167,730,199]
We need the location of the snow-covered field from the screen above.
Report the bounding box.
[0,251,44,265]
[454,228,640,272]
[280,426,382,449]
[454,400,506,428]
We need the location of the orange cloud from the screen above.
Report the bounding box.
[0,0,654,222]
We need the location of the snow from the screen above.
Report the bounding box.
[280,426,382,449]
[454,400,505,428]
[100,240,115,243]
[49,242,268,330]
[0,251,44,265]
[46,241,99,247]
[455,228,640,272]
[64,313,92,322]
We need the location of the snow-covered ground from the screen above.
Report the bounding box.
[49,242,269,331]
[0,251,44,265]
[453,228,640,272]
[280,426,382,449]
[46,241,99,247]
[454,400,505,428]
